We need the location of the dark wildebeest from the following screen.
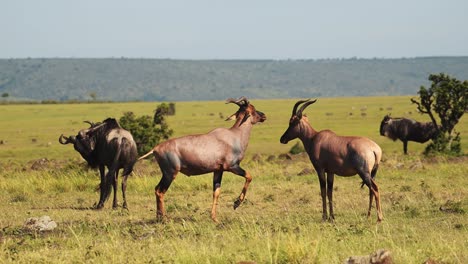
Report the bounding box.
[379,114,438,154]
[280,99,383,222]
[138,97,266,222]
[59,118,138,209]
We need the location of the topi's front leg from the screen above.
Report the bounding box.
[231,167,252,210]
[211,171,223,222]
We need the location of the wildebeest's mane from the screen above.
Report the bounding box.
[86,118,122,138]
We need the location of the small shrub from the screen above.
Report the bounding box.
[120,109,173,155]
[289,142,305,155]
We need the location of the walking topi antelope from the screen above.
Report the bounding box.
[138,97,266,222]
[280,99,383,222]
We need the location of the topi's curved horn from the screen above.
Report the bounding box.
[226,96,249,106]
[292,99,311,116]
[297,99,317,118]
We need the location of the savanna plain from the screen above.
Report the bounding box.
[0,96,467,263]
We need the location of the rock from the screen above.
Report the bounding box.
[409,160,424,170]
[278,153,292,160]
[251,153,263,162]
[24,215,57,232]
[30,158,50,170]
[344,249,392,264]
[422,258,442,264]
[297,168,314,176]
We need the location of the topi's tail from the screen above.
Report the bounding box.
[138,149,154,161]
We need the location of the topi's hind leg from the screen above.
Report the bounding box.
[371,178,383,222]
[316,169,328,221]
[155,172,176,221]
[367,189,374,218]
[360,171,383,222]
[326,172,335,221]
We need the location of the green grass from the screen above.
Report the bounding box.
[1,96,466,162]
[0,96,467,263]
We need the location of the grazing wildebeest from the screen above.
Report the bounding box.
[138,97,266,222]
[59,118,138,209]
[379,114,438,154]
[280,99,383,222]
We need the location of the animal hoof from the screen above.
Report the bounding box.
[233,198,242,210]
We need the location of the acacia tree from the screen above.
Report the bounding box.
[411,73,468,155]
[119,103,174,155]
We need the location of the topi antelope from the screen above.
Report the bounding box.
[280,99,383,222]
[138,97,266,222]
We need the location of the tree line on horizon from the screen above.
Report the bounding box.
[0,57,468,102]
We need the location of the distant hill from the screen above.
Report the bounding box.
[1,57,467,102]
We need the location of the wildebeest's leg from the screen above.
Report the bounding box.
[155,172,176,220]
[211,171,224,222]
[121,166,133,209]
[111,169,119,209]
[316,169,327,221]
[100,169,115,208]
[108,146,122,209]
[403,140,408,154]
[96,165,106,209]
[326,172,335,221]
[230,165,252,210]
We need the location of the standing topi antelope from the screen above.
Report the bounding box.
[379,114,438,154]
[59,118,138,209]
[280,99,383,222]
[138,97,266,222]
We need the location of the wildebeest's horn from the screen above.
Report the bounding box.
[226,96,249,106]
[297,99,317,118]
[59,134,75,145]
[84,121,94,127]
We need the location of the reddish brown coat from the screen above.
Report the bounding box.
[280,99,383,222]
[139,97,266,222]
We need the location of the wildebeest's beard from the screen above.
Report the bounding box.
[74,134,98,168]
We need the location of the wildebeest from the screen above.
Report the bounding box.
[280,99,383,222]
[59,118,138,209]
[379,114,438,154]
[138,97,266,222]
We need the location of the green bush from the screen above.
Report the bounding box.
[289,142,305,155]
[119,108,173,155]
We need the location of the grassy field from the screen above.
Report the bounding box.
[0,96,467,263]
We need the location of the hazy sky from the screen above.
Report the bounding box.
[2,0,468,59]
